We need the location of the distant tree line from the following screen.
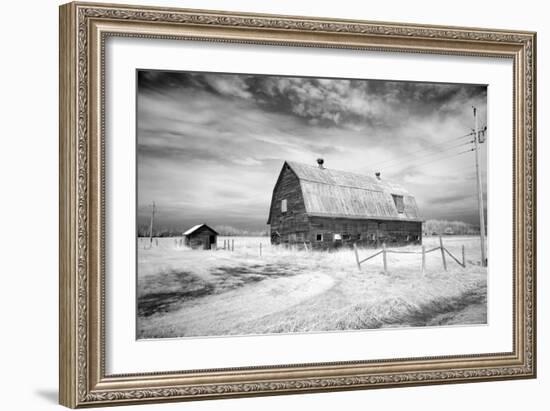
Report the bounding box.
[138,221,479,237]
[213,225,268,237]
[423,219,480,236]
[137,225,184,237]
[137,224,268,237]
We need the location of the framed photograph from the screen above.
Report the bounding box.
[59,2,536,408]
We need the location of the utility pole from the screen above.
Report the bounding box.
[473,107,487,267]
[149,201,156,245]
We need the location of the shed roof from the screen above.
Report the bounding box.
[183,223,218,236]
[268,161,422,223]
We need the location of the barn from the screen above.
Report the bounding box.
[267,160,422,249]
[183,224,218,250]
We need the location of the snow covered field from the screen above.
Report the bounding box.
[137,236,487,339]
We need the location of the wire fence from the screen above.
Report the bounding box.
[353,235,466,274]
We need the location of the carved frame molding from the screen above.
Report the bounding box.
[59,2,536,408]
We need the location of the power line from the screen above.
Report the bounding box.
[413,162,485,176]
[369,132,474,169]
[376,141,473,171]
[383,150,474,176]
[382,145,474,172]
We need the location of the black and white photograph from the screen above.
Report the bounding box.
[136,70,488,339]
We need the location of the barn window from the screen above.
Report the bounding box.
[316,233,323,242]
[392,194,405,213]
[281,199,287,213]
[342,234,351,241]
[333,233,342,241]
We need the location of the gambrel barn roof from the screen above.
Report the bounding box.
[267,161,422,223]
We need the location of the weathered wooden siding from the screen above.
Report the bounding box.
[185,226,217,250]
[307,217,421,249]
[268,165,309,245]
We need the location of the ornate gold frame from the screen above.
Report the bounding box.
[59,2,536,408]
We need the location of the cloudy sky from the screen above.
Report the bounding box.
[136,70,487,233]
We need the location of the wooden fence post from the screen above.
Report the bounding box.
[260,243,262,256]
[439,236,447,271]
[231,239,234,252]
[462,245,466,268]
[354,243,361,271]
[382,243,387,274]
[303,242,308,252]
[421,245,426,276]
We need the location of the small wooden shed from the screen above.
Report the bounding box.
[183,224,218,250]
